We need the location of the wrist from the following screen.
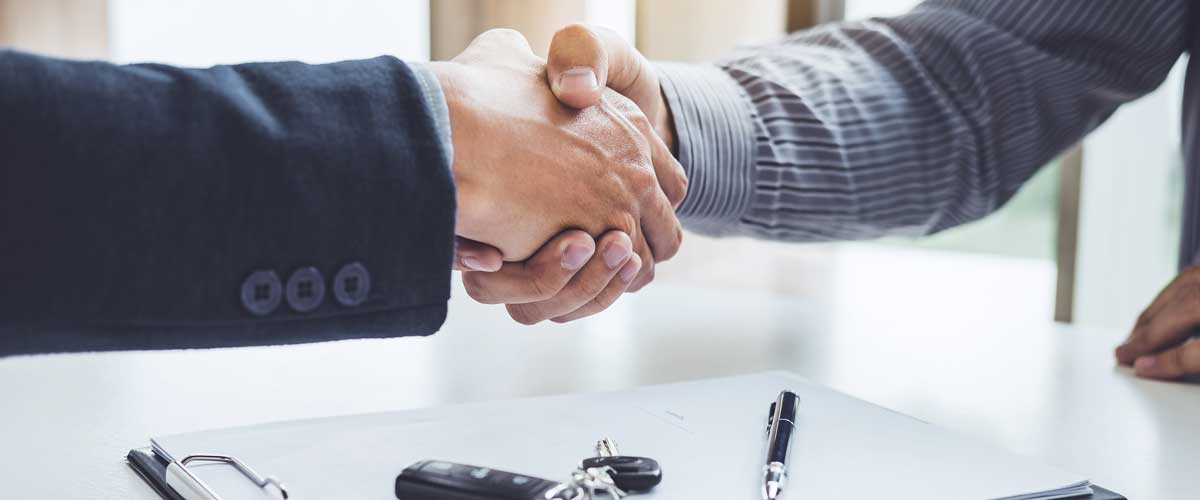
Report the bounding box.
[428,61,482,234]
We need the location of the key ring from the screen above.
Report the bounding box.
[568,466,628,499]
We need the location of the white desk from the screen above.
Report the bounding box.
[1,247,1197,499]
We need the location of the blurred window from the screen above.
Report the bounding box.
[108,0,429,65]
[847,0,1186,328]
[848,0,1061,261]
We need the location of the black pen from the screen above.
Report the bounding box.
[763,390,800,500]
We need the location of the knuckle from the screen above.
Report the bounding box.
[659,225,684,262]
[527,276,554,302]
[570,286,624,322]
[461,273,497,304]
[630,167,658,197]
[1186,284,1200,307]
[554,22,593,41]
[628,261,655,293]
[574,271,611,299]
[611,212,638,236]
[1136,310,1152,326]
[667,171,689,206]
[582,294,619,318]
[506,304,544,325]
[629,111,653,131]
[1183,341,1200,371]
[526,261,563,301]
[1142,322,1165,345]
[1167,348,1186,375]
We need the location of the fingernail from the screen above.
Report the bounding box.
[619,257,641,283]
[462,256,489,272]
[557,67,598,93]
[1134,356,1156,372]
[561,243,593,271]
[603,242,631,269]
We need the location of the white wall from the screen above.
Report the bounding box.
[108,0,429,65]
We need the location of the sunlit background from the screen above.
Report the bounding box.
[0,0,1186,331]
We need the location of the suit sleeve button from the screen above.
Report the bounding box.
[285,267,326,313]
[240,270,282,316]
[333,262,371,307]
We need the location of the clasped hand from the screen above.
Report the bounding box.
[430,27,683,324]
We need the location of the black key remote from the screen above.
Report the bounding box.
[395,460,580,500]
[581,438,663,491]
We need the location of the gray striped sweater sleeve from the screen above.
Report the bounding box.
[659,0,1191,241]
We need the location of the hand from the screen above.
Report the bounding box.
[433,29,681,285]
[458,229,643,324]
[546,24,676,156]
[452,27,685,324]
[1115,265,1200,380]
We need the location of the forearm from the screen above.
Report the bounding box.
[0,50,456,353]
[662,0,1189,241]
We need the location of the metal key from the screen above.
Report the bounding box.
[572,466,627,499]
[579,438,663,492]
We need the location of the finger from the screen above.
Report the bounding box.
[461,230,595,305]
[553,252,642,323]
[505,231,633,324]
[1116,271,1198,365]
[1141,272,1189,324]
[625,101,688,207]
[453,237,503,272]
[626,229,657,293]
[548,24,655,110]
[1117,290,1200,364]
[546,23,606,108]
[1134,339,1200,380]
[638,184,683,263]
[1123,271,1190,340]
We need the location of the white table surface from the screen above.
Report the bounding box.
[2,247,1197,499]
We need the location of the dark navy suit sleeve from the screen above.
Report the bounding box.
[0,50,456,355]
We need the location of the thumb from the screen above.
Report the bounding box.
[547,24,662,117]
[546,23,608,108]
[549,23,655,110]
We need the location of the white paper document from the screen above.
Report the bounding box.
[150,371,1092,499]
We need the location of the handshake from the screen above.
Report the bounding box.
[433,26,683,324]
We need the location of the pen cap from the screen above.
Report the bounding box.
[775,391,799,422]
[766,391,800,464]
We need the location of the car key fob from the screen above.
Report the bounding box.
[395,460,580,500]
[583,438,662,492]
[580,455,662,491]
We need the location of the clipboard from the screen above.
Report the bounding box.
[125,371,1127,500]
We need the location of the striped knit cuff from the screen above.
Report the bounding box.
[657,62,758,236]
